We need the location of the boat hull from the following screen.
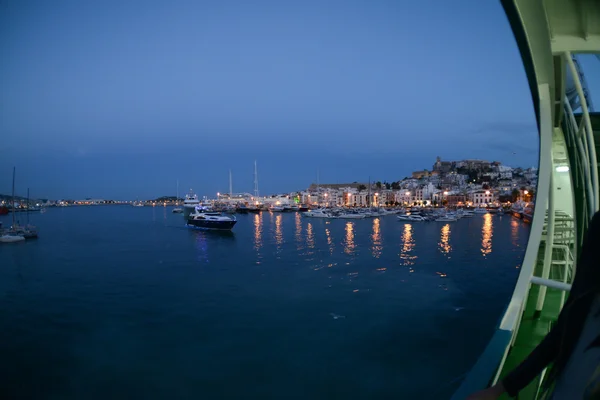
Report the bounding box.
[186,219,237,230]
[183,205,197,218]
[0,234,25,243]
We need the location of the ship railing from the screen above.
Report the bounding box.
[450,275,572,400]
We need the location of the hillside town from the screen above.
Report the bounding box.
[292,156,537,208]
[1,157,537,210]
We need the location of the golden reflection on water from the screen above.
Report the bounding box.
[295,212,302,248]
[275,214,283,246]
[400,223,417,265]
[306,222,315,251]
[325,227,334,255]
[344,222,355,255]
[438,223,451,256]
[481,213,493,256]
[511,218,519,246]
[254,213,263,251]
[371,217,382,258]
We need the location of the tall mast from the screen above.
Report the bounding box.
[11,167,15,228]
[229,169,233,197]
[253,160,259,198]
[368,176,371,207]
[27,188,30,225]
[316,169,320,206]
[176,179,179,205]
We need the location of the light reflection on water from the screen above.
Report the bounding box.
[275,214,283,247]
[511,218,519,246]
[481,213,493,256]
[254,214,263,263]
[399,223,417,266]
[195,232,209,263]
[306,222,315,253]
[371,217,382,258]
[295,212,303,250]
[242,211,506,266]
[438,223,451,256]
[325,227,334,255]
[344,222,355,255]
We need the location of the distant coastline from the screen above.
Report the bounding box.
[1,157,538,207]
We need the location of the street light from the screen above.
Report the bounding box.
[524,190,529,195]
[443,191,449,195]
[485,190,490,195]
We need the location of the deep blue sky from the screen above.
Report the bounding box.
[1,0,594,200]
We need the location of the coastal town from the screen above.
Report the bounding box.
[0,156,537,210]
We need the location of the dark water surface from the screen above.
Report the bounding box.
[0,207,529,399]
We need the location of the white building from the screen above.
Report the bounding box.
[497,165,513,179]
[468,190,495,205]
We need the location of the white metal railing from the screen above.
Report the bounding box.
[565,52,599,212]
[530,276,572,292]
[564,97,595,215]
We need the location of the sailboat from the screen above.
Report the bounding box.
[172,180,183,213]
[0,167,25,243]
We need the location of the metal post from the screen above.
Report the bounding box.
[566,52,599,211]
[565,97,594,215]
[535,167,555,317]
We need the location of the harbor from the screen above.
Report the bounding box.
[0,201,530,398]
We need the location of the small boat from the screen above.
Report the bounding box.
[10,224,38,239]
[302,209,333,218]
[473,207,488,214]
[236,204,250,214]
[435,215,457,222]
[397,214,426,222]
[337,212,366,219]
[0,233,25,243]
[270,206,284,212]
[172,207,183,213]
[132,201,144,207]
[187,206,237,230]
[457,209,474,218]
[299,205,310,212]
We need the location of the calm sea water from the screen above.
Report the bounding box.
[0,207,529,399]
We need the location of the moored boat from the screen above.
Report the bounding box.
[0,232,25,243]
[186,206,237,230]
[397,214,426,222]
[302,209,332,218]
[183,190,200,218]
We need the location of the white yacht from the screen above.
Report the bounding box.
[397,214,426,222]
[183,190,200,218]
[187,205,237,231]
[0,233,25,243]
[435,215,457,222]
[337,212,366,219]
[302,209,333,218]
[473,207,488,214]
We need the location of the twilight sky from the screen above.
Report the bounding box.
[0,1,596,200]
